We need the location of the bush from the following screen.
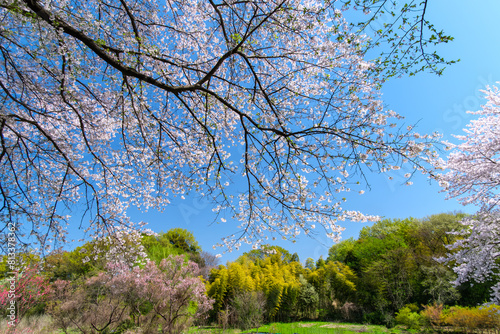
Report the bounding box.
[419,303,500,332]
[395,306,423,330]
[477,304,500,329]
[442,305,500,332]
[420,303,445,328]
[443,306,477,330]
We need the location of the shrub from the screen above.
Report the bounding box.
[442,305,500,332]
[443,306,477,330]
[420,303,445,328]
[395,306,423,330]
[477,304,500,329]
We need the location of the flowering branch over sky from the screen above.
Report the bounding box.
[0,0,449,253]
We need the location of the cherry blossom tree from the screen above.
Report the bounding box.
[48,255,213,334]
[0,0,448,253]
[135,256,214,333]
[438,84,500,302]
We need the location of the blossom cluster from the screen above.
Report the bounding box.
[438,84,500,302]
[0,0,439,252]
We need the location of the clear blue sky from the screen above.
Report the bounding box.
[68,1,500,265]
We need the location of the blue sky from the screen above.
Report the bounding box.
[67,1,500,265]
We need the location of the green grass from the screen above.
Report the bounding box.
[250,322,403,334]
[2,318,410,334]
[189,321,409,334]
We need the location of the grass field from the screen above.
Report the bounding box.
[190,321,408,334]
[251,322,403,334]
[1,317,408,334]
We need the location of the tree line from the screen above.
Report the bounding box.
[1,212,499,332]
[205,212,499,328]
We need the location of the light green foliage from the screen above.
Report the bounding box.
[327,237,356,265]
[207,266,230,315]
[358,217,419,240]
[43,242,108,281]
[297,276,319,319]
[304,258,315,271]
[395,306,423,330]
[0,252,40,277]
[412,212,466,260]
[351,225,418,314]
[244,245,294,265]
[305,268,326,305]
[164,228,201,254]
[325,261,357,304]
[315,256,326,269]
[326,213,469,324]
[141,228,215,270]
[141,232,185,264]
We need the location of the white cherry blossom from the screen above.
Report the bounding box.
[0,0,441,253]
[438,84,500,302]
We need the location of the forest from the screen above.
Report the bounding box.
[2,213,500,333]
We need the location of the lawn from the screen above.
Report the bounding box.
[190,321,409,334]
[1,317,411,334]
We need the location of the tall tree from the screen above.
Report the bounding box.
[0,0,449,252]
[439,84,500,302]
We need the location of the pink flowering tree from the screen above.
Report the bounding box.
[134,256,214,333]
[438,84,500,302]
[48,255,213,333]
[0,0,450,252]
